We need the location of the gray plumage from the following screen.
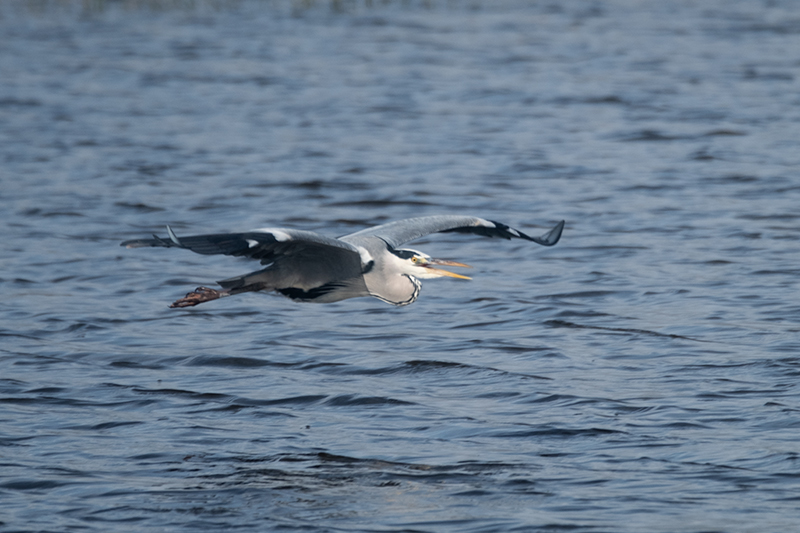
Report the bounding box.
[120,216,564,308]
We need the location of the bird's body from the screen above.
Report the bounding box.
[121,216,564,308]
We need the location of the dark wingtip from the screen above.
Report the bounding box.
[535,220,565,246]
[119,226,179,249]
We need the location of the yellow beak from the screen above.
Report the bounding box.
[423,258,473,280]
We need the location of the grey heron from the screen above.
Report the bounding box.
[121,216,564,308]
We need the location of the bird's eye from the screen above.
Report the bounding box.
[411,257,418,263]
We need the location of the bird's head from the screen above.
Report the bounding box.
[392,248,472,280]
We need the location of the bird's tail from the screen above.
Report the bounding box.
[217,266,274,291]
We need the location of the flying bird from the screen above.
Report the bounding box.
[121,216,564,308]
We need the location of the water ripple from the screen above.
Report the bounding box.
[2,1,800,531]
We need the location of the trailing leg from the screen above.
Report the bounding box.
[170,286,228,308]
[169,282,267,308]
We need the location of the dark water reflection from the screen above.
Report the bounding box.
[2,0,800,531]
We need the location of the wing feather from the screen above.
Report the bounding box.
[121,226,360,266]
[341,216,564,249]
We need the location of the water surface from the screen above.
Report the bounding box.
[2,1,800,531]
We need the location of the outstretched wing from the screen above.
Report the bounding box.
[121,225,361,266]
[341,216,564,249]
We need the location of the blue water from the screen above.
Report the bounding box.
[2,1,800,531]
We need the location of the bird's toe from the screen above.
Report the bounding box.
[169,286,221,308]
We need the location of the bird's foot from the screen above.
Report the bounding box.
[170,287,222,308]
